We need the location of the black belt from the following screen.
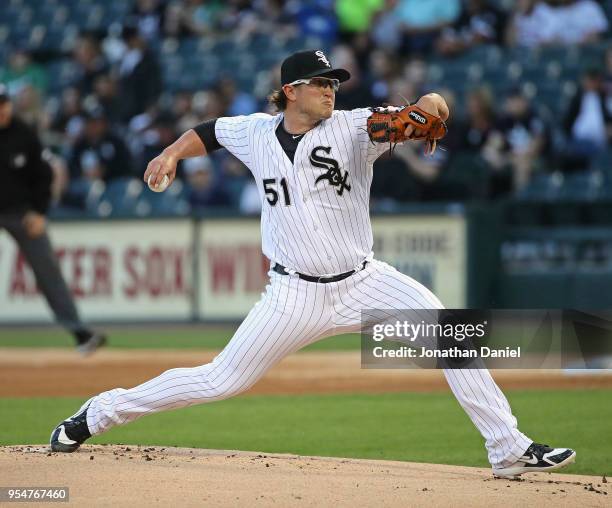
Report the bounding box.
[273,261,367,283]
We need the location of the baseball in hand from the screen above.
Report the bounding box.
[148,174,170,193]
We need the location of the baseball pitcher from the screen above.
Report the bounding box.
[50,50,575,479]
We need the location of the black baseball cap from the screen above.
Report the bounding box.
[0,84,9,102]
[281,50,350,86]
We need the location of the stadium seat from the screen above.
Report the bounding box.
[516,172,564,201]
[543,202,584,225]
[46,59,79,94]
[137,179,190,217]
[504,201,545,226]
[60,179,105,213]
[593,150,612,173]
[438,151,488,201]
[98,178,143,217]
[559,171,604,202]
[583,201,612,224]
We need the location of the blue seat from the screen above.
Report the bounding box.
[46,59,79,93]
[98,178,144,217]
[516,172,564,201]
[559,171,603,201]
[137,179,190,217]
[593,150,612,173]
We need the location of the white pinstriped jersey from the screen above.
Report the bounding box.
[215,109,389,276]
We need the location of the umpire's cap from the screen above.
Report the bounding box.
[281,50,350,86]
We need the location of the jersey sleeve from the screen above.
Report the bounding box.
[351,107,390,163]
[214,115,254,167]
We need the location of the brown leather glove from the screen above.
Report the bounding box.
[367,104,448,155]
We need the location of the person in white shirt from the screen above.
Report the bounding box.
[562,67,611,170]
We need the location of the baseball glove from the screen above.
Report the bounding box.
[367,104,448,155]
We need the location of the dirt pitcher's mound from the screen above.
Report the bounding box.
[1,446,608,507]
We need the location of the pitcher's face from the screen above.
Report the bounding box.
[285,77,338,120]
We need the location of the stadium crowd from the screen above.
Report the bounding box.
[0,0,611,216]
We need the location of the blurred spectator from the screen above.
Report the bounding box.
[400,57,428,95]
[436,0,507,56]
[138,111,179,173]
[215,76,257,116]
[561,66,612,171]
[605,45,612,97]
[335,0,384,39]
[506,0,553,48]
[507,0,609,48]
[387,77,419,107]
[606,48,612,158]
[130,0,166,42]
[252,0,298,40]
[372,139,451,205]
[102,23,129,66]
[216,150,253,209]
[239,177,261,215]
[69,106,133,182]
[331,45,375,109]
[217,1,262,42]
[285,0,339,45]
[371,0,404,51]
[367,49,399,103]
[183,156,231,208]
[0,47,47,98]
[174,89,226,133]
[117,24,162,122]
[371,147,423,205]
[13,84,44,128]
[172,90,194,118]
[482,88,550,193]
[164,0,224,37]
[49,87,86,147]
[172,90,199,132]
[93,74,122,126]
[553,0,609,46]
[454,86,496,152]
[71,33,109,96]
[197,88,227,120]
[396,0,461,54]
[162,1,188,37]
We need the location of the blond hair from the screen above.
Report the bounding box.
[267,88,288,111]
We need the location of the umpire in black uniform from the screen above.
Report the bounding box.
[0,84,106,355]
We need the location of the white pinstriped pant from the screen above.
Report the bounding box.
[86,259,532,468]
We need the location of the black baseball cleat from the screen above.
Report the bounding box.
[76,332,107,357]
[492,443,576,478]
[49,399,93,452]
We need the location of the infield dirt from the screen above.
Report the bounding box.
[1,445,609,507]
[1,348,611,397]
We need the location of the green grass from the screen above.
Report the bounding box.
[1,390,609,476]
[0,327,361,351]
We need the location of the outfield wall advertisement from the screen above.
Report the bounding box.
[0,215,465,323]
[197,219,269,320]
[371,215,466,309]
[196,215,466,320]
[0,220,193,322]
